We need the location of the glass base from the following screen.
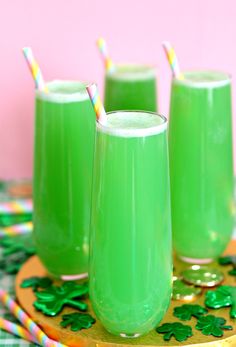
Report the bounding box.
[179,255,213,264]
[60,272,88,281]
[119,333,141,338]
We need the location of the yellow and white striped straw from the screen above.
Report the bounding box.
[22,47,48,92]
[97,38,115,73]
[162,41,184,79]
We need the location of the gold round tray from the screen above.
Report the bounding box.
[15,241,236,347]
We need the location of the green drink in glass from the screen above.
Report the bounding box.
[34,81,95,279]
[89,111,172,337]
[104,64,157,112]
[169,71,234,263]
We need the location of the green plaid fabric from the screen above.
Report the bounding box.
[0,181,36,346]
[0,250,36,346]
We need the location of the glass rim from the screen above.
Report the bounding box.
[173,70,232,88]
[35,79,91,103]
[96,110,167,138]
[105,63,156,80]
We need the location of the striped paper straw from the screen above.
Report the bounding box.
[0,221,33,238]
[0,289,66,347]
[0,199,32,215]
[0,317,38,344]
[86,84,107,124]
[162,41,184,79]
[22,47,48,92]
[97,38,115,73]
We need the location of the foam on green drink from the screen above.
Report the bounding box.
[89,111,172,337]
[169,71,234,262]
[34,81,95,279]
[104,64,157,112]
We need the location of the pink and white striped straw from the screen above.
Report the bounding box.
[162,41,184,79]
[22,47,48,92]
[0,289,66,347]
[86,84,107,125]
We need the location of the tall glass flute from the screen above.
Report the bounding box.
[104,64,157,112]
[89,111,172,337]
[169,71,234,263]
[34,81,95,279]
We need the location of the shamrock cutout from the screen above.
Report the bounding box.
[219,255,236,267]
[205,285,236,318]
[228,268,236,277]
[34,281,88,316]
[0,213,32,227]
[0,236,35,256]
[218,256,236,279]
[21,276,53,291]
[196,315,233,337]
[0,235,36,275]
[156,322,192,342]
[174,304,208,321]
[60,312,95,331]
[0,252,30,274]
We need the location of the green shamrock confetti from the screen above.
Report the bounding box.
[174,304,208,321]
[0,213,32,227]
[196,315,233,337]
[0,252,30,274]
[228,268,236,277]
[0,235,35,274]
[218,255,236,279]
[0,236,35,256]
[205,285,236,318]
[21,276,53,291]
[60,312,95,331]
[34,281,88,316]
[156,322,193,342]
[219,255,236,267]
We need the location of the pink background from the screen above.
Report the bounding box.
[0,0,235,178]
